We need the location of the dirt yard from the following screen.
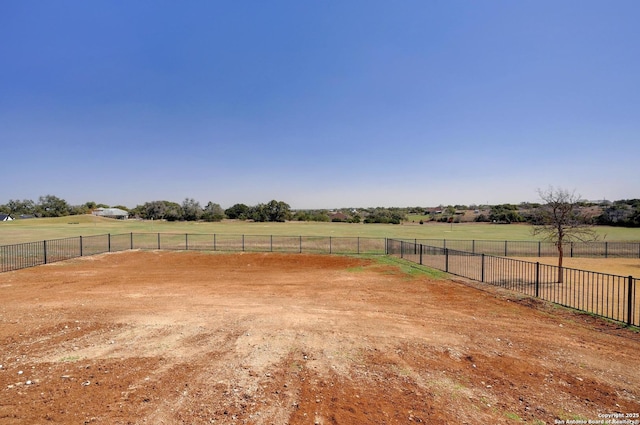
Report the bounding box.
[1,251,638,425]
[512,257,640,278]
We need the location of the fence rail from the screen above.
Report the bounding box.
[404,239,640,258]
[0,233,386,273]
[387,239,639,327]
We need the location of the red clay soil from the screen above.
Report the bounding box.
[0,251,638,425]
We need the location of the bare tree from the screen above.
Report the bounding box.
[532,187,597,283]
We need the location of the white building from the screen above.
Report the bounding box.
[92,208,129,220]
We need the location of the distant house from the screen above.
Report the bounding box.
[329,212,349,222]
[92,208,129,220]
[0,213,13,221]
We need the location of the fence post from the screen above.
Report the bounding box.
[357,237,360,255]
[330,236,332,254]
[80,236,83,257]
[130,232,133,250]
[472,240,475,254]
[445,248,449,273]
[401,241,404,259]
[481,254,485,282]
[299,236,302,253]
[107,234,111,252]
[213,234,217,251]
[535,262,540,298]
[538,241,541,257]
[270,235,273,252]
[242,235,245,252]
[157,233,160,250]
[43,240,48,264]
[185,234,188,250]
[570,242,574,258]
[628,276,634,326]
[605,242,609,258]
[419,244,423,265]
[504,241,508,257]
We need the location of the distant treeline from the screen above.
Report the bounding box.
[424,201,639,227]
[0,196,402,224]
[1,196,639,227]
[476,200,640,227]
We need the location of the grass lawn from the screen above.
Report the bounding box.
[1,215,639,245]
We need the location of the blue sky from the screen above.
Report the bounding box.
[1,1,638,209]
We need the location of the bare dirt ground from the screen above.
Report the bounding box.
[512,257,640,278]
[1,251,639,425]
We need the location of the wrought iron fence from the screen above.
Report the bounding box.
[0,233,386,273]
[2,233,637,326]
[387,239,639,327]
[406,239,640,258]
[126,233,385,254]
[0,240,46,272]
[0,234,132,272]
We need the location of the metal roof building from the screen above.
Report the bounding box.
[92,208,129,220]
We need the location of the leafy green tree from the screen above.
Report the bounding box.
[474,214,490,222]
[225,203,250,220]
[363,208,405,224]
[141,201,166,220]
[182,198,203,221]
[489,204,523,224]
[629,207,640,227]
[292,210,332,222]
[311,211,331,222]
[129,204,144,218]
[4,199,36,216]
[251,204,269,222]
[251,200,291,222]
[597,200,640,227]
[292,210,311,221]
[266,200,291,222]
[36,195,71,217]
[202,202,225,222]
[163,202,183,221]
[138,200,182,220]
[70,204,90,215]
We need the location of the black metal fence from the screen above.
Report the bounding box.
[0,234,133,272]
[128,233,385,254]
[387,239,639,327]
[0,233,386,273]
[2,233,637,326]
[406,239,640,258]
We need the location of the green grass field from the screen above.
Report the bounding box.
[1,214,639,245]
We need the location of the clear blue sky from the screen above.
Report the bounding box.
[2,1,638,209]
